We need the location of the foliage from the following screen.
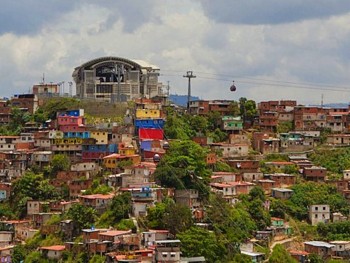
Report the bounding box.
[228,101,240,116]
[50,154,71,177]
[269,244,297,263]
[88,254,106,263]
[163,202,193,235]
[24,251,47,263]
[146,199,192,235]
[208,128,228,143]
[84,179,113,195]
[277,121,294,133]
[240,97,257,120]
[37,97,81,120]
[96,192,131,228]
[0,202,15,219]
[154,140,211,198]
[308,254,323,263]
[212,161,235,172]
[11,172,60,218]
[12,244,27,263]
[145,202,167,229]
[317,221,350,240]
[164,113,193,140]
[285,182,350,221]
[66,203,97,231]
[39,234,63,247]
[177,227,226,262]
[205,194,256,259]
[229,253,252,263]
[309,148,350,174]
[117,219,135,231]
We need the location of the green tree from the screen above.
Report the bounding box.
[163,202,193,235]
[177,227,225,262]
[66,203,97,231]
[11,172,60,218]
[24,251,47,263]
[205,195,256,259]
[96,192,132,228]
[146,202,167,229]
[50,154,71,176]
[12,244,27,263]
[89,254,106,263]
[277,121,294,133]
[154,140,211,198]
[269,244,297,263]
[228,101,240,116]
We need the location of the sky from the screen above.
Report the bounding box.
[1,0,350,105]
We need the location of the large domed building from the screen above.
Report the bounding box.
[72,56,163,102]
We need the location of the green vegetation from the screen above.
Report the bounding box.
[285,182,350,220]
[309,148,350,174]
[66,203,97,231]
[317,221,350,240]
[177,227,225,262]
[269,244,297,263]
[154,140,211,198]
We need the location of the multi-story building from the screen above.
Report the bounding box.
[309,205,330,225]
[11,94,38,114]
[72,56,163,101]
[294,106,327,131]
[189,100,233,116]
[303,166,327,182]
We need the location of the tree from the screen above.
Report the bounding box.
[96,192,132,228]
[12,244,27,263]
[50,154,71,176]
[205,195,256,259]
[66,203,97,231]
[11,172,60,218]
[228,101,240,116]
[89,254,106,263]
[177,227,225,262]
[163,203,193,235]
[146,202,167,229]
[269,244,297,263]
[154,140,211,198]
[277,121,294,133]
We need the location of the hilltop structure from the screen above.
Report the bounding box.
[72,56,164,102]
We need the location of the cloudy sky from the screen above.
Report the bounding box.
[1,0,350,105]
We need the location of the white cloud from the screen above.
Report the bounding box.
[1,1,350,105]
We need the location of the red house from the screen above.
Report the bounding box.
[138,128,164,140]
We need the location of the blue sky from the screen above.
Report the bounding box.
[1,0,350,104]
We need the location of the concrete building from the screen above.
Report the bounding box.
[309,205,330,225]
[72,56,163,101]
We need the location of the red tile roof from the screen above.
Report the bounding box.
[40,245,65,251]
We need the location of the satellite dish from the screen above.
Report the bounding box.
[230,81,236,92]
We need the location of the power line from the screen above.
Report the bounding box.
[160,69,350,92]
[160,72,350,93]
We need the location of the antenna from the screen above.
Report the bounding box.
[183,71,196,111]
[166,81,170,96]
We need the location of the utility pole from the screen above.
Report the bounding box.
[183,71,196,111]
[166,81,170,96]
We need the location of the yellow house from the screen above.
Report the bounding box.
[119,146,136,156]
[103,153,141,169]
[90,131,108,145]
[135,109,160,119]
